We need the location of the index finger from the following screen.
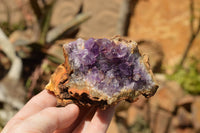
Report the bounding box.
[14,90,57,120]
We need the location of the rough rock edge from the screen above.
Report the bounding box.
[45,36,158,110]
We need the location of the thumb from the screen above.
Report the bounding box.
[16,104,79,133]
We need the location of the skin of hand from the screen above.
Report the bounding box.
[2,90,115,133]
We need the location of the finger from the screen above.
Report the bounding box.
[86,106,115,133]
[14,90,57,119]
[2,90,57,133]
[71,106,97,133]
[54,106,91,133]
[15,104,79,133]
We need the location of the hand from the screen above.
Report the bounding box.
[2,90,115,133]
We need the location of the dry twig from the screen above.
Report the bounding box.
[179,0,200,66]
[0,28,25,109]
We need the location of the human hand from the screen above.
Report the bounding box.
[2,90,115,133]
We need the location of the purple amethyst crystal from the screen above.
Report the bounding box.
[63,37,158,97]
[45,36,158,109]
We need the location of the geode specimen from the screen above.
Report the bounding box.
[45,36,158,109]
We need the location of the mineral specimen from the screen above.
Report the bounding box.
[45,36,158,109]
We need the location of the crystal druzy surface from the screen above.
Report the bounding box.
[45,36,158,109]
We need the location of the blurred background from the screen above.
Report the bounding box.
[0,0,200,132]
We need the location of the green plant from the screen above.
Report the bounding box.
[129,115,151,133]
[0,22,25,36]
[168,58,200,94]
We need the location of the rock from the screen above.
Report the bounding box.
[176,107,192,127]
[154,74,167,88]
[169,116,195,133]
[141,100,158,130]
[115,101,131,113]
[47,37,158,109]
[107,117,119,133]
[127,104,141,126]
[153,110,172,133]
[150,81,183,112]
[177,95,194,106]
[116,110,127,121]
[128,0,200,72]
[147,80,185,132]
[177,95,194,111]
[137,40,164,73]
[0,0,24,24]
[133,95,147,109]
[168,116,179,133]
[115,116,128,133]
[77,0,129,38]
[51,0,83,27]
[192,96,200,132]
[175,128,195,133]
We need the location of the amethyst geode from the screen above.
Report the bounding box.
[45,36,158,109]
